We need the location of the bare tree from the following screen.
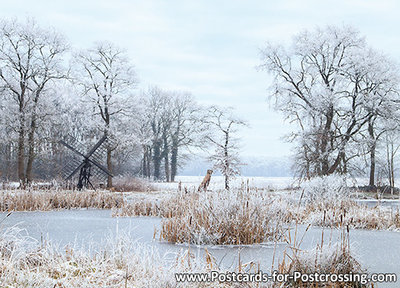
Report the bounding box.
[169,92,202,182]
[205,106,246,190]
[0,18,68,182]
[144,86,168,180]
[140,87,202,182]
[259,25,400,179]
[75,41,137,188]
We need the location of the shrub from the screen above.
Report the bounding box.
[302,175,349,203]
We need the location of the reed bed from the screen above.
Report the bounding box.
[305,199,400,230]
[112,176,156,192]
[157,190,286,245]
[272,219,373,288]
[0,189,124,211]
[115,187,400,247]
[116,189,289,245]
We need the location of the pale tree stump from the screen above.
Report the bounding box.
[198,169,213,192]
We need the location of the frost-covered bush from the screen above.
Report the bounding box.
[302,174,349,203]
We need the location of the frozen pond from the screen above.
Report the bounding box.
[1,209,399,287]
[356,199,400,209]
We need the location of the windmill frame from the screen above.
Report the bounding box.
[59,135,113,189]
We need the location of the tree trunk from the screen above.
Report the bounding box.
[26,127,35,183]
[369,142,376,187]
[368,120,376,187]
[327,151,345,175]
[26,105,38,183]
[387,139,392,189]
[341,152,348,175]
[146,147,151,178]
[103,108,113,188]
[163,135,170,182]
[320,107,334,175]
[107,147,113,188]
[170,138,178,182]
[17,114,25,182]
[153,141,162,180]
[224,131,229,190]
[142,146,148,178]
[390,141,395,192]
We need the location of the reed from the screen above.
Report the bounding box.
[156,189,284,245]
[112,176,155,192]
[0,189,124,211]
[0,225,231,287]
[273,223,373,287]
[304,199,400,230]
[115,187,400,246]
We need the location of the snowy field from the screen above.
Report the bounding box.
[0,176,377,192]
[152,176,299,191]
[151,175,372,192]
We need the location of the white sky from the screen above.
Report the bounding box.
[1,0,400,157]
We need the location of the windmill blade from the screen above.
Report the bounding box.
[62,158,82,178]
[59,140,86,158]
[86,134,107,158]
[66,162,84,180]
[91,166,108,181]
[66,136,86,155]
[91,148,106,162]
[88,158,113,177]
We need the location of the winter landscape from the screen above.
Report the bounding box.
[1,1,400,287]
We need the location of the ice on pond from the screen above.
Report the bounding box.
[1,209,399,287]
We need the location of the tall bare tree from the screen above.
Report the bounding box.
[259,25,400,179]
[169,92,202,182]
[75,41,137,188]
[0,18,68,182]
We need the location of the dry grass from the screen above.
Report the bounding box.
[2,183,400,248]
[112,176,155,192]
[0,226,242,288]
[0,189,124,211]
[115,187,400,247]
[272,219,373,288]
[0,224,372,288]
[304,199,400,230]
[117,189,286,245]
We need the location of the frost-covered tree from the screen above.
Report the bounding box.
[345,48,399,186]
[140,87,202,182]
[259,25,400,179]
[205,106,246,190]
[74,41,137,188]
[0,18,68,182]
[142,86,168,180]
[169,92,202,182]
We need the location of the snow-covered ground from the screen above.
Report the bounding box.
[152,176,299,191]
[150,175,377,192]
[0,176,382,192]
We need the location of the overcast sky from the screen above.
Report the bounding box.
[1,0,400,158]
